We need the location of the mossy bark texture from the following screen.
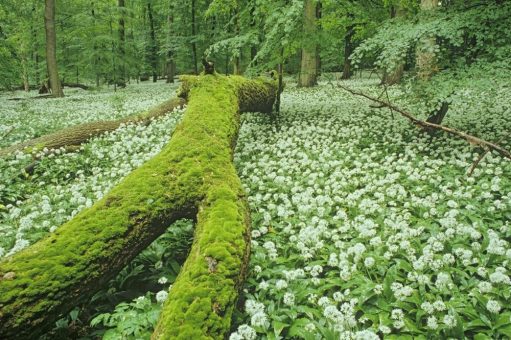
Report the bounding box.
[0,97,186,156]
[0,74,277,339]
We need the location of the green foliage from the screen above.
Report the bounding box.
[153,74,277,339]
[91,293,161,340]
[351,3,511,75]
[231,77,511,339]
[86,220,193,339]
[401,59,511,117]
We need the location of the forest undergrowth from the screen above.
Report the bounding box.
[1,74,510,339]
[231,76,511,339]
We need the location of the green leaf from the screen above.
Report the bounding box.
[273,320,288,337]
[69,308,79,321]
[495,312,511,329]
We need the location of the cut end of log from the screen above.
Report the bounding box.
[201,57,215,75]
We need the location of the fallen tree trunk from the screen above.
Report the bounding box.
[0,74,277,339]
[0,97,186,156]
[338,83,511,161]
[7,94,55,101]
[62,82,90,90]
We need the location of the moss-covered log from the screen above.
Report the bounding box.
[0,74,276,339]
[152,76,261,340]
[0,97,186,156]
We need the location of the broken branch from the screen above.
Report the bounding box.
[337,83,511,162]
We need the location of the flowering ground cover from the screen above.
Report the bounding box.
[1,77,510,339]
[0,82,188,338]
[0,81,178,148]
[0,82,182,258]
[230,78,511,339]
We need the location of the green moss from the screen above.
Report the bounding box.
[152,75,270,340]
[0,108,200,338]
[0,74,275,339]
[0,97,185,156]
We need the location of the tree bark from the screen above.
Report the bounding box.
[316,1,322,76]
[44,0,64,97]
[32,2,40,86]
[118,0,126,85]
[275,50,284,113]
[382,6,406,85]
[341,14,355,80]
[249,2,258,66]
[233,7,241,75]
[191,0,198,75]
[0,97,185,156]
[0,75,277,339]
[298,0,318,87]
[91,2,100,87]
[147,2,158,82]
[416,0,439,80]
[166,3,175,83]
[22,56,30,92]
[201,58,215,75]
[426,101,449,126]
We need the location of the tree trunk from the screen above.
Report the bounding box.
[32,2,40,86]
[426,101,449,127]
[381,7,407,85]
[191,0,198,75]
[166,4,175,83]
[109,16,117,92]
[62,82,89,90]
[44,0,64,97]
[416,0,439,80]
[22,56,30,91]
[233,7,241,75]
[0,97,185,156]
[250,46,257,64]
[147,2,158,82]
[315,1,322,76]
[275,49,284,113]
[91,2,101,87]
[341,15,354,80]
[118,0,126,85]
[298,0,317,87]
[34,52,40,86]
[0,75,277,339]
[249,3,258,66]
[166,57,175,83]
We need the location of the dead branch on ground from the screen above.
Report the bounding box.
[337,83,511,166]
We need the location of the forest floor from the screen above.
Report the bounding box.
[1,77,510,338]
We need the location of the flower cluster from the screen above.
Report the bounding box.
[232,78,511,338]
[0,84,184,258]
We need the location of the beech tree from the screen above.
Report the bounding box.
[298,0,318,87]
[44,0,64,97]
[416,0,439,80]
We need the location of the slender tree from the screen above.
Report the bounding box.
[44,0,64,97]
[191,0,198,74]
[233,6,241,75]
[118,0,126,85]
[382,5,406,85]
[166,2,176,83]
[298,0,318,87]
[416,0,438,80]
[32,2,40,86]
[147,1,158,82]
[316,1,322,77]
[341,12,355,79]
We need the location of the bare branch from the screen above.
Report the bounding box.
[1,127,14,141]
[337,83,511,161]
[468,137,506,176]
